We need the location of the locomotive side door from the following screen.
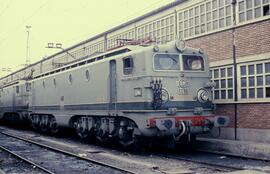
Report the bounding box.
[109,60,117,110]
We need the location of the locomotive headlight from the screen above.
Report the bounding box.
[134,88,142,97]
[197,88,210,103]
[175,39,186,52]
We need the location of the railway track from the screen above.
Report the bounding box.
[152,150,270,173]
[1,126,269,174]
[0,131,135,174]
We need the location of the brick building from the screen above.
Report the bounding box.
[0,0,270,142]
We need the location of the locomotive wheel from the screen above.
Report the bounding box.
[75,117,88,139]
[118,127,137,147]
[31,115,40,130]
[49,117,59,134]
[40,115,50,133]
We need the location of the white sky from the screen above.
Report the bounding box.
[0,0,174,76]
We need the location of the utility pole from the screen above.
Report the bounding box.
[25,25,31,66]
[232,0,238,140]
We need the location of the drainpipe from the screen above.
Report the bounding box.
[232,0,238,140]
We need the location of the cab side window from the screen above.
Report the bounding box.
[123,56,134,75]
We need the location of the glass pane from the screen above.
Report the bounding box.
[255,7,262,18]
[266,75,270,85]
[227,67,233,77]
[195,7,199,15]
[254,0,261,6]
[248,65,254,75]
[195,16,199,25]
[213,0,218,9]
[257,88,264,98]
[201,14,206,23]
[241,66,246,75]
[215,80,220,88]
[221,90,226,99]
[249,88,255,98]
[221,68,226,77]
[214,90,220,99]
[154,54,180,70]
[213,20,218,29]
[219,18,225,27]
[257,76,263,86]
[213,10,218,19]
[184,11,188,19]
[219,8,225,17]
[179,13,183,21]
[228,90,233,99]
[246,0,252,9]
[247,9,253,20]
[221,79,226,88]
[256,64,263,74]
[219,0,224,7]
[214,69,219,78]
[226,16,232,26]
[228,79,233,88]
[195,26,200,34]
[241,77,247,87]
[265,63,270,73]
[207,22,212,31]
[201,24,206,33]
[239,12,245,22]
[226,0,231,5]
[249,77,255,87]
[266,87,270,97]
[200,4,205,13]
[241,89,247,98]
[239,1,245,11]
[207,12,212,21]
[263,0,269,4]
[189,8,194,17]
[206,2,211,11]
[226,6,231,16]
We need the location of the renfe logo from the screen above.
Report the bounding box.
[177,79,189,95]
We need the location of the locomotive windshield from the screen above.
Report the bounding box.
[154,53,180,70]
[182,55,204,71]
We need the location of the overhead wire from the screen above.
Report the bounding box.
[0,0,50,46]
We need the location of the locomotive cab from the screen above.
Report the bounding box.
[130,40,230,141]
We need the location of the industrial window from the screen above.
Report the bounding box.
[137,15,175,44]
[239,60,270,99]
[178,0,232,39]
[85,70,90,81]
[123,57,134,75]
[238,0,270,23]
[210,66,234,100]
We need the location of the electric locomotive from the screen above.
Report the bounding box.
[0,40,229,146]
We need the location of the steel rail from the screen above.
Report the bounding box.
[0,145,54,174]
[0,131,136,174]
[155,153,244,172]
